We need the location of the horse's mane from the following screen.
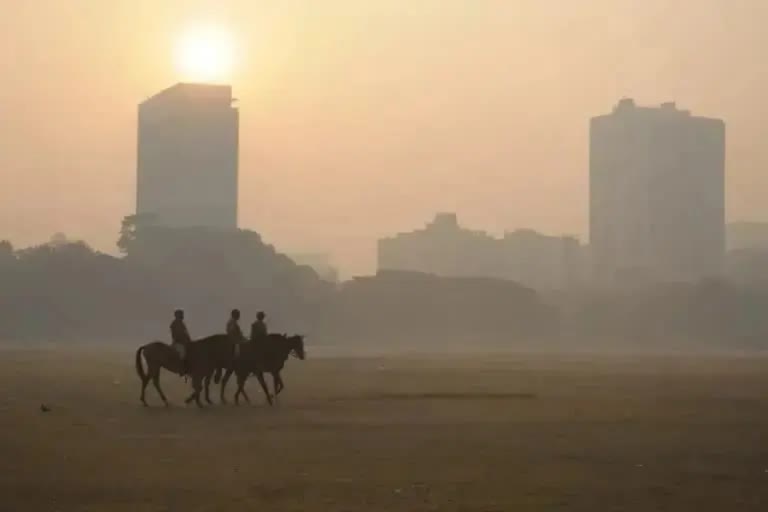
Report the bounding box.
[261,333,300,360]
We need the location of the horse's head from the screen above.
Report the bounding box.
[287,335,306,360]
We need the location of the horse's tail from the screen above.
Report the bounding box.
[135,345,147,381]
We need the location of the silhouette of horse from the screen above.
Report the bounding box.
[135,334,237,407]
[220,334,306,406]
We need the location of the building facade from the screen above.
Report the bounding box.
[590,99,725,284]
[377,213,582,290]
[137,83,239,229]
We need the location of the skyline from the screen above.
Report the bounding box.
[2,1,767,276]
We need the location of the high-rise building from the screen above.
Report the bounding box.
[590,99,725,284]
[137,83,239,229]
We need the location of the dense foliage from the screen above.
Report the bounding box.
[2,220,767,348]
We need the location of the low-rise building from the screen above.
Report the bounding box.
[378,213,582,290]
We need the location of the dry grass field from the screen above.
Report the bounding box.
[1,345,767,511]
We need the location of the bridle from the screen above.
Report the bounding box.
[288,337,305,360]
[289,345,304,359]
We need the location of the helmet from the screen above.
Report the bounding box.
[231,309,241,319]
[256,311,266,320]
[174,309,184,319]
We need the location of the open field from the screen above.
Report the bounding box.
[1,346,767,511]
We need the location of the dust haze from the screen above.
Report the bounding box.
[3,1,768,511]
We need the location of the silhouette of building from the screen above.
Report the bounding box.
[137,83,239,229]
[377,213,582,290]
[724,222,768,284]
[590,99,725,284]
[290,253,340,284]
[499,229,583,291]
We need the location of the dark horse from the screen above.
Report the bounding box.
[135,334,237,407]
[220,334,306,406]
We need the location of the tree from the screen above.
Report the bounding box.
[118,213,157,256]
[0,240,14,267]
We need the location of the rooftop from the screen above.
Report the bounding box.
[612,98,690,116]
[140,82,234,108]
[594,98,724,126]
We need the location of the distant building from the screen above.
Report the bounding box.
[724,222,768,284]
[377,213,582,290]
[137,83,239,230]
[499,229,583,291]
[590,99,725,284]
[290,253,340,284]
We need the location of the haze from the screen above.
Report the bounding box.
[1,0,766,276]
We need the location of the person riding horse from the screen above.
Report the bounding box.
[250,311,268,343]
[170,309,192,373]
[219,333,306,406]
[226,309,247,343]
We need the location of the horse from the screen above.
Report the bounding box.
[219,334,306,406]
[135,334,237,407]
[135,341,183,406]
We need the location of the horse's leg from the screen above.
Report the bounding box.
[192,376,204,408]
[271,372,282,405]
[241,380,251,404]
[152,370,169,406]
[220,368,234,404]
[255,372,273,406]
[184,372,197,405]
[204,373,214,405]
[275,372,285,406]
[139,373,150,406]
[274,371,285,396]
[234,372,247,405]
[139,360,153,406]
[239,372,251,404]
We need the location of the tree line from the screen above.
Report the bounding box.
[1,215,767,348]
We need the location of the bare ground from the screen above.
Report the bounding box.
[1,347,767,511]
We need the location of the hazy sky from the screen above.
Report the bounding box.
[1,0,766,276]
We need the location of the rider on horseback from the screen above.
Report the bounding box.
[170,309,192,374]
[227,309,248,362]
[250,311,268,343]
[227,309,247,342]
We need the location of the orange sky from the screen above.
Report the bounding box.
[1,0,766,276]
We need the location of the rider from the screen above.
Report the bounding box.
[250,311,268,343]
[226,309,246,342]
[170,309,192,374]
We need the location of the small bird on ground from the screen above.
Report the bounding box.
[40,404,51,413]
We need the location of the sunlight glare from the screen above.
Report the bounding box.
[174,25,234,83]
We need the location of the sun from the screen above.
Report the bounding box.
[174,25,234,83]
